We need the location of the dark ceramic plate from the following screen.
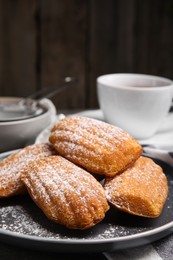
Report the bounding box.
[0,150,173,253]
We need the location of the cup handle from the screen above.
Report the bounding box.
[170,99,173,112]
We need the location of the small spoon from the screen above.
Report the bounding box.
[0,77,76,120]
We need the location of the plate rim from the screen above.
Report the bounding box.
[0,149,173,252]
[0,218,173,244]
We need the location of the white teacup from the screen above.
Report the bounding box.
[97,73,173,139]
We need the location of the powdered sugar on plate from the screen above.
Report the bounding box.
[0,196,153,240]
[0,135,173,251]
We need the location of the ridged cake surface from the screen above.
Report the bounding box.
[49,116,142,177]
[21,155,109,230]
[0,143,56,197]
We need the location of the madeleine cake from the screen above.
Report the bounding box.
[21,155,109,230]
[104,156,168,218]
[0,143,57,198]
[49,116,142,177]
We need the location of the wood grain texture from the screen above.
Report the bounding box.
[87,0,136,107]
[40,0,87,109]
[0,0,37,97]
[0,0,173,108]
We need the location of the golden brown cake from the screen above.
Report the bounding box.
[21,155,109,230]
[49,116,142,177]
[104,156,168,218]
[0,143,57,198]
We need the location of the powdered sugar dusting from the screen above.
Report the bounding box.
[22,156,109,229]
[0,198,156,239]
[49,116,142,176]
[0,143,56,197]
[0,157,172,240]
[51,116,131,152]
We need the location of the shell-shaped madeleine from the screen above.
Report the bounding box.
[21,155,109,230]
[0,143,57,198]
[49,116,142,177]
[104,157,168,218]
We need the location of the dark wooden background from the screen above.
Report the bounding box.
[0,0,173,110]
